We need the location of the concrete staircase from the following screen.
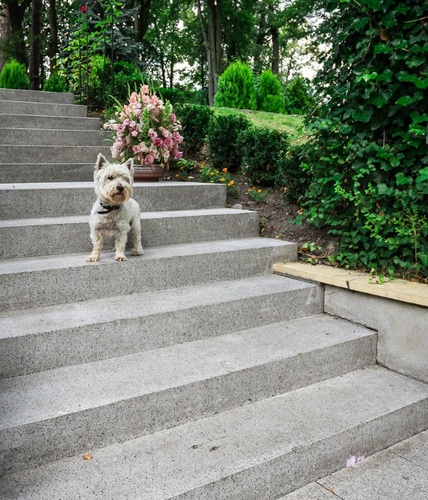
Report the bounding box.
[0,89,427,499]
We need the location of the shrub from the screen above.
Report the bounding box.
[0,59,29,89]
[299,0,428,279]
[238,127,289,187]
[175,104,214,156]
[283,76,315,115]
[214,61,257,110]
[282,143,312,204]
[90,59,145,110]
[158,87,194,106]
[207,113,251,172]
[257,70,285,113]
[43,71,68,92]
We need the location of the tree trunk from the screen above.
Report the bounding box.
[198,0,222,106]
[0,3,10,72]
[134,0,152,43]
[271,25,279,74]
[29,0,42,90]
[48,0,58,72]
[3,0,31,65]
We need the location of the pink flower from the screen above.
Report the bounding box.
[144,153,155,165]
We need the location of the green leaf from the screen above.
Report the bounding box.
[396,95,421,106]
[374,44,393,54]
[351,108,374,122]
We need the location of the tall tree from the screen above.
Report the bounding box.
[0,0,32,65]
[197,0,222,106]
[134,0,151,43]
[29,0,42,89]
[0,3,10,70]
[48,0,58,72]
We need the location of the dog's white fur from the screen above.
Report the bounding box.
[86,153,144,262]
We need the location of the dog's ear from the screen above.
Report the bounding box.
[95,153,108,170]
[123,158,134,171]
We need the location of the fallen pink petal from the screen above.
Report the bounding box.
[346,454,365,467]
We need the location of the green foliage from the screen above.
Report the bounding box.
[300,0,428,279]
[248,187,268,203]
[199,164,239,197]
[0,59,29,89]
[158,87,194,106]
[43,72,68,93]
[283,76,315,115]
[214,61,257,110]
[282,143,312,204]
[175,104,214,156]
[238,127,289,187]
[96,60,145,109]
[207,113,251,172]
[257,70,285,113]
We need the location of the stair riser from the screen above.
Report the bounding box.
[0,336,376,476]
[0,287,323,378]
[0,145,111,164]
[0,163,94,183]
[0,128,108,146]
[0,211,259,259]
[0,244,296,312]
[0,183,227,219]
[179,403,428,499]
[0,100,87,117]
[0,89,75,104]
[0,115,100,130]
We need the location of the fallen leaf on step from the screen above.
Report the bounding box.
[83,453,93,460]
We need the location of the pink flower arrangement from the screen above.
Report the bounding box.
[104,84,183,169]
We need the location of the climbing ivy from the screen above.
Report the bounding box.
[299,0,428,279]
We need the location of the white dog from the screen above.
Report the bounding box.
[86,153,144,262]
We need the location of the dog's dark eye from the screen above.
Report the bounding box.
[107,175,114,180]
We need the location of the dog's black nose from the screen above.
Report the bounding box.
[117,184,124,193]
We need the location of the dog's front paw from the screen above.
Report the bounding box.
[115,253,127,261]
[131,247,144,256]
[86,253,100,262]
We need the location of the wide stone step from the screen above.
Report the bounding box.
[0,182,227,219]
[0,99,87,117]
[0,208,260,259]
[0,89,75,104]
[0,128,107,146]
[1,367,426,497]
[0,238,296,312]
[0,144,111,164]
[0,274,323,377]
[282,430,428,499]
[0,163,95,183]
[0,315,376,475]
[0,114,100,130]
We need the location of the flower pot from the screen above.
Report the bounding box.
[133,164,166,182]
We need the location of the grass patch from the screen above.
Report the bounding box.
[213,107,306,144]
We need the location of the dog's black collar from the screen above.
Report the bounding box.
[97,202,120,214]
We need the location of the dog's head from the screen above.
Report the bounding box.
[94,153,134,205]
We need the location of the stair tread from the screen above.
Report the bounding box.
[0,237,291,274]
[0,274,314,338]
[0,208,255,227]
[0,314,375,430]
[1,367,427,499]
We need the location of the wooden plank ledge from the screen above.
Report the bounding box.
[273,262,428,308]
